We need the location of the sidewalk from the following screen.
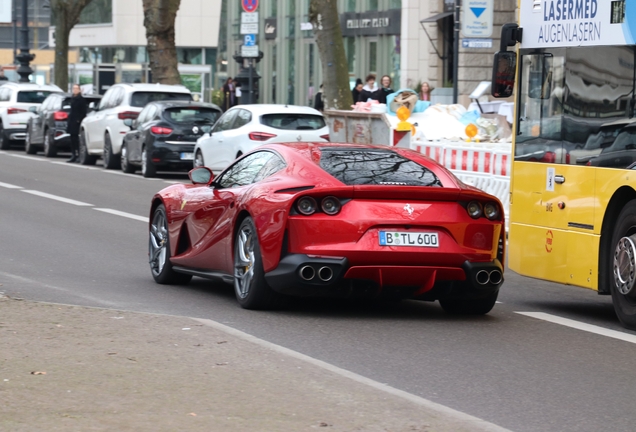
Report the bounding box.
[0,294,508,432]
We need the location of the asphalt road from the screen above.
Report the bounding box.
[1,147,635,432]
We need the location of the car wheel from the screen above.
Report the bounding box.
[120,143,135,174]
[103,133,120,169]
[194,150,204,168]
[141,146,157,178]
[43,129,57,157]
[439,291,499,315]
[233,216,280,309]
[609,200,636,330]
[25,126,36,154]
[78,129,97,165]
[149,204,192,285]
[0,123,9,150]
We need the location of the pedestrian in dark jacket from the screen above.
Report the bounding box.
[358,74,380,102]
[314,84,324,112]
[377,75,394,104]
[67,84,87,163]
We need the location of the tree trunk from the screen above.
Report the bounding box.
[309,0,352,110]
[51,0,93,91]
[142,0,181,85]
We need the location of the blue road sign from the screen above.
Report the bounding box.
[244,34,256,46]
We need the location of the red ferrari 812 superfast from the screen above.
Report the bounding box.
[148,143,505,314]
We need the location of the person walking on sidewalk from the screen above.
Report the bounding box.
[67,84,86,163]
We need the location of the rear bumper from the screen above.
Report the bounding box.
[148,141,195,170]
[4,127,26,141]
[265,254,503,299]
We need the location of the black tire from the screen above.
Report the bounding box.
[141,146,157,178]
[120,143,135,174]
[439,291,499,315]
[149,204,192,285]
[78,129,97,165]
[103,133,120,169]
[43,129,57,157]
[233,217,279,309]
[0,123,9,150]
[608,200,636,330]
[24,126,37,154]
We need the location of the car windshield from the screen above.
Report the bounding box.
[18,91,54,103]
[260,113,325,130]
[319,148,442,187]
[163,107,221,124]
[130,92,192,107]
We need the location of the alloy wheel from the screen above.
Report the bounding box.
[234,225,255,299]
[614,234,636,296]
[149,210,168,277]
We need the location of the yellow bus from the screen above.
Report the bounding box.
[491,0,636,329]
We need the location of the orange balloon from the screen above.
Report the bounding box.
[465,123,478,138]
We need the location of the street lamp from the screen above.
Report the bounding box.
[16,0,34,82]
[453,0,461,104]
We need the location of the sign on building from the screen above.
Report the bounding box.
[0,0,11,24]
[462,0,494,38]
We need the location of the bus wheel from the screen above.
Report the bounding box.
[609,201,636,330]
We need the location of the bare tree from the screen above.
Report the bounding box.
[309,0,352,110]
[51,0,94,91]
[143,0,181,85]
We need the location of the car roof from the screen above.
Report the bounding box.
[149,100,221,111]
[229,104,323,116]
[114,83,191,93]
[1,82,63,92]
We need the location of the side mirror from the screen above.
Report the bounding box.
[123,118,133,128]
[28,106,37,113]
[188,166,215,185]
[89,102,97,110]
[491,51,517,99]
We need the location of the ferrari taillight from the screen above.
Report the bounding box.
[465,201,501,221]
[249,132,277,141]
[295,196,343,216]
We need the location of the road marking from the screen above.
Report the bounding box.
[8,154,47,162]
[195,317,512,432]
[101,170,160,180]
[0,181,22,189]
[93,208,148,222]
[517,312,636,344]
[21,190,93,206]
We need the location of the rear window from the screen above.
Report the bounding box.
[130,92,192,108]
[18,91,54,103]
[319,148,442,187]
[163,107,221,125]
[260,113,325,130]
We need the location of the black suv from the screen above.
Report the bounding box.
[25,92,102,157]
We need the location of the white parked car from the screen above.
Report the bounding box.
[79,83,192,168]
[0,82,63,150]
[193,104,329,173]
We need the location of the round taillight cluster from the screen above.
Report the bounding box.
[466,201,500,220]
[295,196,342,216]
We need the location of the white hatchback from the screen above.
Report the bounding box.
[79,83,192,168]
[0,82,63,150]
[193,104,329,173]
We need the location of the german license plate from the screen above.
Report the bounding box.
[180,152,194,160]
[379,231,439,247]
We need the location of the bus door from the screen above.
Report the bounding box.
[508,49,598,287]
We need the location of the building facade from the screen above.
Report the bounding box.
[50,0,222,98]
[221,0,402,107]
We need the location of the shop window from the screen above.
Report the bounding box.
[178,49,203,65]
[368,0,378,11]
[389,0,402,8]
[369,41,377,74]
[79,0,112,24]
[287,40,295,105]
[346,38,356,74]
[346,0,356,12]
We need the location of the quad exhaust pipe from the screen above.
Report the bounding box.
[475,269,503,286]
[299,265,334,282]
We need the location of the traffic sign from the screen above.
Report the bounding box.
[241,12,258,24]
[240,22,258,34]
[244,34,256,46]
[462,0,493,38]
[241,0,258,13]
[241,45,259,57]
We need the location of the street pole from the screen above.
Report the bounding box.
[248,58,253,104]
[453,0,461,104]
[12,0,16,64]
[16,0,34,82]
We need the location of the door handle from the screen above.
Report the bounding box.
[554,175,565,184]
